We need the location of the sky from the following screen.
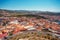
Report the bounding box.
[0,0,60,12]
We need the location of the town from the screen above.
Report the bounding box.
[0,15,60,40]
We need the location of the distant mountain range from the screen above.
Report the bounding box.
[0,9,60,16]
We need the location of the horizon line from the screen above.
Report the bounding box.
[0,8,60,13]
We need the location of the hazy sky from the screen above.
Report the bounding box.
[0,0,60,12]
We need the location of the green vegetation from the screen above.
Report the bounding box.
[10,14,48,19]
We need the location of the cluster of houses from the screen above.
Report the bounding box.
[0,17,60,39]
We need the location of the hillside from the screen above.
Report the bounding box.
[0,9,60,17]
